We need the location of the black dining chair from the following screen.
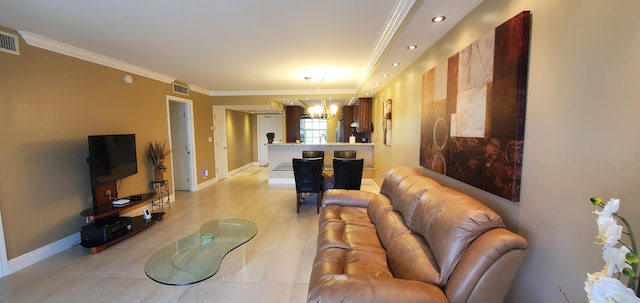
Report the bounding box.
[333,150,356,159]
[292,158,324,213]
[302,150,324,160]
[332,158,364,190]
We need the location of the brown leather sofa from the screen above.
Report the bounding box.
[307,166,527,303]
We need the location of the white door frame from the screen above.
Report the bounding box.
[0,210,8,277]
[166,95,197,192]
[213,106,228,180]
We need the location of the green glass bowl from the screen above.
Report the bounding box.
[200,233,215,245]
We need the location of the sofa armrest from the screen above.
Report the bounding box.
[444,228,527,303]
[307,274,448,303]
[322,189,377,208]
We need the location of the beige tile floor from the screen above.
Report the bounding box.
[0,166,378,303]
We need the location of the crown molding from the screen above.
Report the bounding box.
[18,31,176,84]
[355,0,417,90]
[210,88,357,97]
[187,84,211,96]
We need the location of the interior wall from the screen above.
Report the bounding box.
[225,109,254,171]
[371,1,640,302]
[0,26,214,259]
[192,96,216,184]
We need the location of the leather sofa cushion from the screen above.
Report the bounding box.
[343,224,386,254]
[409,186,505,286]
[386,230,440,284]
[316,220,351,251]
[321,204,374,228]
[344,250,392,278]
[379,166,421,198]
[379,166,441,228]
[322,189,377,208]
[367,194,393,224]
[373,209,408,247]
[307,274,448,303]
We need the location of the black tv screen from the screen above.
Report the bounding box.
[88,134,138,185]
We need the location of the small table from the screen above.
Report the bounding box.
[150,180,170,213]
[144,218,258,285]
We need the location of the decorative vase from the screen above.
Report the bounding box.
[266,132,275,144]
[154,169,164,181]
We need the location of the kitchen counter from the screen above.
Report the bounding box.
[268,143,374,146]
[267,143,374,184]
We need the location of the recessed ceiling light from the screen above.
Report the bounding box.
[383,73,389,78]
[407,45,417,50]
[369,88,375,91]
[432,16,446,23]
[392,62,400,67]
[375,82,382,85]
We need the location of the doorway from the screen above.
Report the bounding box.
[257,114,283,165]
[0,210,8,277]
[167,96,197,191]
[213,107,228,180]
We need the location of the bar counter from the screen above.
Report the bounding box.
[267,143,374,184]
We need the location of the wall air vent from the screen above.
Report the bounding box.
[0,31,20,55]
[173,83,189,96]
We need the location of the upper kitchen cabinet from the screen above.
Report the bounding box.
[285,106,304,142]
[354,98,372,133]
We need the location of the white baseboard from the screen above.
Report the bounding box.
[229,162,259,176]
[8,232,80,275]
[196,177,218,191]
[3,172,377,277]
[6,192,179,276]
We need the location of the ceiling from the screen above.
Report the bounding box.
[0,0,483,113]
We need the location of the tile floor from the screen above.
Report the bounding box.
[0,166,378,303]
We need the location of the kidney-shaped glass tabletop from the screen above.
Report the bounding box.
[145,218,258,285]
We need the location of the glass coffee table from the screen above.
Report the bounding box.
[145,218,258,285]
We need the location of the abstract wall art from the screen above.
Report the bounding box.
[383,99,392,146]
[419,11,531,202]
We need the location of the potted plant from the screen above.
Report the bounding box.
[148,141,171,181]
[266,132,275,144]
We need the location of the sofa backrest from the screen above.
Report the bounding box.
[374,166,505,287]
[409,186,505,285]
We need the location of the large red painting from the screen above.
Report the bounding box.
[420,11,531,202]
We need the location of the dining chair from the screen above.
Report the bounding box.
[332,158,364,190]
[292,158,324,213]
[302,150,324,160]
[333,150,356,159]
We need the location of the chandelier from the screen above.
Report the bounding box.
[305,77,338,119]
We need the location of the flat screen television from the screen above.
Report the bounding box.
[88,134,138,186]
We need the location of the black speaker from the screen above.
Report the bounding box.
[80,216,132,247]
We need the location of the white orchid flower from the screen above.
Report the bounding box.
[604,246,633,275]
[589,276,640,303]
[596,215,623,248]
[603,198,621,217]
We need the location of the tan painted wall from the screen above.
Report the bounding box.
[3,1,640,301]
[225,109,254,171]
[371,1,640,302]
[0,26,215,259]
[192,98,216,184]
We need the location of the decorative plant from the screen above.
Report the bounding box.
[266,132,275,144]
[148,141,171,171]
[585,197,640,302]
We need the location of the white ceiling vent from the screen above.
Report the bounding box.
[0,31,20,55]
[173,83,189,96]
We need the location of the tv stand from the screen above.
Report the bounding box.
[80,181,164,253]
